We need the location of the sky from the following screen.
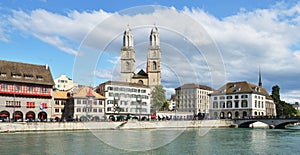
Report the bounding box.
[0,0,300,103]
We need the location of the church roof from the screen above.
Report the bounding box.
[132,69,148,78]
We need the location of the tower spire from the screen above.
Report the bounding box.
[258,66,262,87]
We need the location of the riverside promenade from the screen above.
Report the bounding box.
[0,120,232,132]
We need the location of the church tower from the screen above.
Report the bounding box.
[121,26,135,82]
[147,25,161,88]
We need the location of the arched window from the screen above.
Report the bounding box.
[126,62,130,71]
[127,36,130,46]
[138,80,143,85]
[227,112,232,119]
[235,111,239,118]
[243,111,247,118]
[152,61,157,70]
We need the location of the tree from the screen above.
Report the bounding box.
[271,85,280,104]
[151,85,166,111]
[160,101,170,111]
[271,85,296,117]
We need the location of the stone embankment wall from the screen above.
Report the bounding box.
[0,120,232,132]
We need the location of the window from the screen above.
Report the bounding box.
[226,96,232,99]
[234,101,239,108]
[77,108,81,112]
[93,108,97,112]
[235,95,239,99]
[241,95,248,98]
[26,102,35,108]
[77,99,81,104]
[36,75,43,80]
[55,108,59,113]
[227,101,232,108]
[12,73,21,78]
[24,74,33,79]
[213,102,218,108]
[241,100,248,107]
[99,108,102,113]
[255,100,257,108]
[153,61,157,70]
[220,101,225,108]
[107,107,111,111]
[55,100,60,105]
[220,96,225,100]
[0,72,6,77]
[214,97,217,100]
[126,62,130,71]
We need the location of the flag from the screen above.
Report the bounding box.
[40,103,45,111]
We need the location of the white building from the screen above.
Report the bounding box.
[97,81,151,120]
[168,94,176,111]
[209,81,276,119]
[175,83,213,118]
[54,74,78,91]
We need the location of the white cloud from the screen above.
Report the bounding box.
[3,3,300,102]
[8,9,112,55]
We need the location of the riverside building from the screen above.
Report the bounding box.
[175,83,213,119]
[96,81,151,120]
[209,81,276,119]
[0,60,54,122]
[62,86,105,121]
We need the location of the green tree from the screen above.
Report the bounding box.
[271,85,280,104]
[271,85,296,117]
[160,101,170,111]
[151,85,166,111]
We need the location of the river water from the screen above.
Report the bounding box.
[1,126,300,155]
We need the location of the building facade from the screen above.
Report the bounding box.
[209,81,276,119]
[0,60,54,122]
[63,86,105,121]
[120,25,161,89]
[96,81,151,120]
[54,74,78,91]
[175,84,213,118]
[53,91,69,120]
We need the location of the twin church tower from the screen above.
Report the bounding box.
[120,25,161,89]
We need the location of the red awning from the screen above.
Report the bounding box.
[14,114,22,118]
[0,113,8,117]
[27,114,34,117]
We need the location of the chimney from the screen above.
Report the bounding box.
[45,64,49,70]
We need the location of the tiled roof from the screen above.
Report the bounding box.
[72,86,105,99]
[53,91,69,99]
[0,60,54,85]
[175,83,213,91]
[211,81,272,99]
[99,80,149,88]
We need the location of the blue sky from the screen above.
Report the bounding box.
[1,0,300,102]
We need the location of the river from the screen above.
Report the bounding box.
[1,126,300,155]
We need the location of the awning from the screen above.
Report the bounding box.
[0,113,8,117]
[27,114,34,118]
[14,114,22,118]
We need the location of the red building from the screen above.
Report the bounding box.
[0,60,54,122]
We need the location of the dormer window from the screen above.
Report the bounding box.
[11,73,21,78]
[36,75,43,80]
[24,74,34,79]
[0,72,6,77]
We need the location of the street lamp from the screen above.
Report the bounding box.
[136,95,142,121]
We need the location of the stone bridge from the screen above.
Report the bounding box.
[232,118,300,129]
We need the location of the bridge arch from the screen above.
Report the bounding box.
[238,120,258,128]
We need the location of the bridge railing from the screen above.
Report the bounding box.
[233,116,300,120]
